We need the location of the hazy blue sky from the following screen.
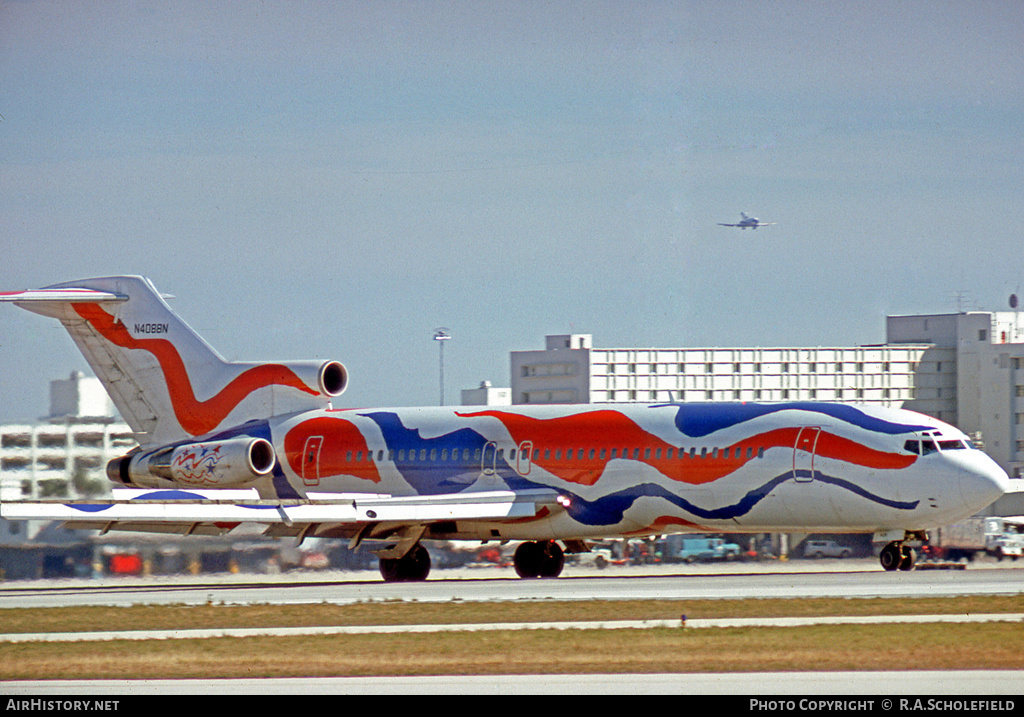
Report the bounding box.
[2,1,1023,422]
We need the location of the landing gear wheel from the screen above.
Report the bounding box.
[538,540,565,578]
[514,540,565,578]
[379,543,432,582]
[514,541,542,578]
[898,544,916,571]
[880,542,902,572]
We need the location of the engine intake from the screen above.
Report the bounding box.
[107,437,276,488]
[318,360,348,397]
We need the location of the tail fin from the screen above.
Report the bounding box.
[2,276,347,446]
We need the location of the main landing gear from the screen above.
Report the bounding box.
[879,540,917,572]
[513,540,565,578]
[379,543,431,582]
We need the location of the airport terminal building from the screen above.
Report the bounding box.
[510,310,1024,480]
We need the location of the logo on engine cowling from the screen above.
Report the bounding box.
[171,444,222,484]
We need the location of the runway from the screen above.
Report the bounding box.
[1,558,1022,608]
[4,611,1023,643]
[3,560,1022,695]
[4,671,1024,696]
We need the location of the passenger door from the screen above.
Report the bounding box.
[793,427,821,483]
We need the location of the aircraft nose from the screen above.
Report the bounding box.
[959,453,1010,514]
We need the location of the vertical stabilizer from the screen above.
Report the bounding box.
[2,276,347,446]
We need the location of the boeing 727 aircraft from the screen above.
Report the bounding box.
[0,277,1009,580]
[718,212,775,229]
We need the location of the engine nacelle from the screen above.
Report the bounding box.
[279,360,348,398]
[317,360,348,397]
[107,437,276,488]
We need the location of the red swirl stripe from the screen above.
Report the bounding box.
[457,410,915,487]
[72,303,317,436]
[283,416,382,484]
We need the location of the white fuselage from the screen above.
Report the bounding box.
[236,401,1009,543]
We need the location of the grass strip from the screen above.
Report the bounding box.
[1,622,1022,679]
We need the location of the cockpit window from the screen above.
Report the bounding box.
[907,434,975,454]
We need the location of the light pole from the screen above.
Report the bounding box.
[433,328,451,406]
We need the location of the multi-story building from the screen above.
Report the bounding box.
[0,372,135,507]
[887,311,1024,479]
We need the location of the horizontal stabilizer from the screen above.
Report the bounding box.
[0,288,127,303]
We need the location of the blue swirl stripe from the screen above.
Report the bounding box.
[562,471,919,527]
[660,402,933,438]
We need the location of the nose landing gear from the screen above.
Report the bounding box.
[879,541,916,571]
[878,530,925,571]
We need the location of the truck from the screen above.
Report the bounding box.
[926,517,1024,561]
[668,535,742,563]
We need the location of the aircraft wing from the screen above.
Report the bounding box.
[717,223,740,227]
[0,488,565,540]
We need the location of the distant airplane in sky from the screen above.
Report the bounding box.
[718,212,776,229]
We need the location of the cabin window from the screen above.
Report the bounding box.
[611,448,618,459]
[632,448,640,460]
[588,448,595,460]
[356,451,363,462]
[419,449,427,461]
[757,447,764,458]
[510,449,517,460]
[441,449,448,461]
[600,449,606,460]
[346,451,352,462]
